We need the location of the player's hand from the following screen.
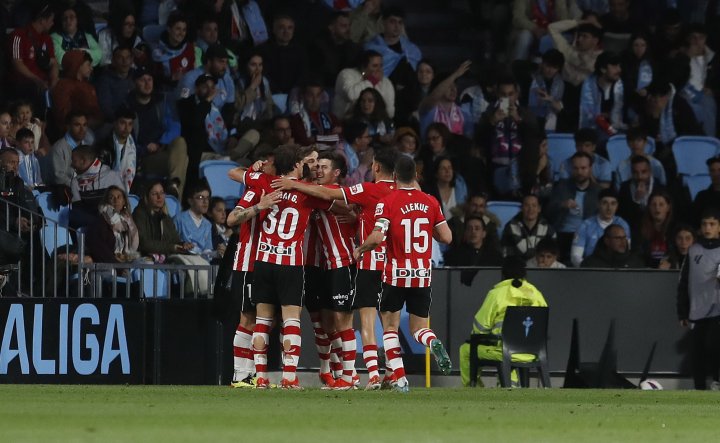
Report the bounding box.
[146,142,160,154]
[452,60,471,80]
[271,177,297,191]
[353,247,363,262]
[258,190,282,210]
[335,210,358,224]
[251,160,267,172]
[680,319,689,328]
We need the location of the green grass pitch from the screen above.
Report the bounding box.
[0,385,719,442]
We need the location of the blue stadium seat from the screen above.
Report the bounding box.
[606,135,656,171]
[686,174,711,201]
[673,136,720,179]
[36,192,70,227]
[547,133,576,181]
[272,93,289,114]
[199,160,245,207]
[142,24,165,44]
[41,224,73,257]
[128,194,140,212]
[131,268,169,298]
[165,195,180,218]
[487,201,522,236]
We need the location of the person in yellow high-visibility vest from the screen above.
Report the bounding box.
[459,256,547,386]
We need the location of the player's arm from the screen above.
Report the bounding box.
[271,178,343,201]
[228,160,267,184]
[329,200,351,215]
[353,217,388,261]
[227,190,281,227]
[433,221,452,245]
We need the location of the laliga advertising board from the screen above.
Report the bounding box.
[0,300,143,383]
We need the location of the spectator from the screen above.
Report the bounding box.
[97,106,137,193]
[547,152,601,260]
[9,100,50,157]
[679,23,718,137]
[511,0,568,61]
[476,75,540,197]
[444,216,503,269]
[214,0,268,55]
[527,49,565,132]
[290,81,342,147]
[125,66,189,198]
[175,182,223,260]
[365,7,422,92]
[558,128,612,188]
[44,111,92,187]
[349,0,382,43]
[581,223,644,268]
[418,60,473,138]
[151,11,195,86]
[133,180,192,259]
[257,14,308,94]
[193,15,238,70]
[447,192,501,250]
[255,116,295,152]
[614,127,666,189]
[653,8,685,62]
[13,128,42,189]
[529,133,554,199]
[8,2,59,113]
[621,32,654,122]
[85,185,140,264]
[69,144,124,224]
[177,44,235,112]
[617,155,666,231]
[336,119,373,186]
[394,126,420,158]
[97,12,148,67]
[527,237,566,268]
[422,157,468,222]
[94,46,134,122]
[235,51,274,131]
[50,4,101,69]
[579,51,625,140]
[0,111,13,149]
[636,80,703,158]
[349,87,394,145]
[570,188,631,267]
[50,49,102,133]
[693,157,720,225]
[395,59,435,126]
[677,208,720,390]
[547,17,603,87]
[662,223,694,269]
[207,196,232,257]
[502,194,556,261]
[637,191,675,268]
[458,256,547,387]
[333,50,395,119]
[599,0,643,34]
[309,11,363,90]
[459,65,492,126]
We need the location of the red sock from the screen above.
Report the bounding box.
[310,313,331,374]
[252,317,273,380]
[413,327,437,347]
[330,331,343,378]
[233,324,254,380]
[363,344,380,379]
[282,319,301,382]
[339,328,357,383]
[383,331,405,380]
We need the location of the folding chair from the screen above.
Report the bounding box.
[469,306,551,388]
[36,192,70,227]
[127,194,141,212]
[606,135,656,171]
[686,174,711,201]
[486,201,521,237]
[547,133,577,181]
[165,195,180,218]
[673,136,720,180]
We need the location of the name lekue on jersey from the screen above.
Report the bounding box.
[400,203,429,215]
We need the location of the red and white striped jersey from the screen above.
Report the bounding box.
[314,184,357,269]
[304,216,324,268]
[375,188,446,288]
[340,180,395,271]
[243,171,332,266]
[232,189,264,272]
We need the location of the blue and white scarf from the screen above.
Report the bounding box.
[205,101,228,153]
[527,72,564,118]
[658,84,677,144]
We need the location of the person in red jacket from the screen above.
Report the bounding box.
[50,49,103,132]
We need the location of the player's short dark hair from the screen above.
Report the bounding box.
[274,144,301,176]
[15,127,35,141]
[72,144,97,161]
[394,154,417,183]
[373,146,399,175]
[318,150,348,179]
[253,144,275,162]
[570,151,594,165]
[541,49,565,69]
[535,237,559,256]
[574,128,597,146]
[630,154,650,167]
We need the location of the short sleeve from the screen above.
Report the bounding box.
[374,198,389,222]
[243,171,272,193]
[235,189,260,209]
[432,199,446,227]
[342,182,372,208]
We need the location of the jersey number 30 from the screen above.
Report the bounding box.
[400,218,429,253]
[264,206,299,240]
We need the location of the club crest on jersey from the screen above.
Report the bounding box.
[243,191,256,202]
[349,184,364,195]
[375,203,384,216]
[394,268,431,278]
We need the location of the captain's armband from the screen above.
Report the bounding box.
[374,218,389,234]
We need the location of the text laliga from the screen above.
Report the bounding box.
[0,304,130,375]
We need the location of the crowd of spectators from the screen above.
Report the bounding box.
[0,0,719,284]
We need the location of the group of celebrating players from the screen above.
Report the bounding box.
[225,145,452,392]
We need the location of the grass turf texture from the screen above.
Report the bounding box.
[0,386,718,442]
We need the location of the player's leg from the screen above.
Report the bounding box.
[304,266,334,388]
[407,288,452,375]
[250,262,277,389]
[380,307,407,392]
[331,266,357,390]
[277,265,307,389]
[232,271,257,387]
[354,270,383,389]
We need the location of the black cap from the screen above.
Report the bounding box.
[132,65,153,81]
[194,73,218,87]
[204,43,229,61]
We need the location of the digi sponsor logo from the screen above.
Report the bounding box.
[393,268,431,279]
[258,243,293,255]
